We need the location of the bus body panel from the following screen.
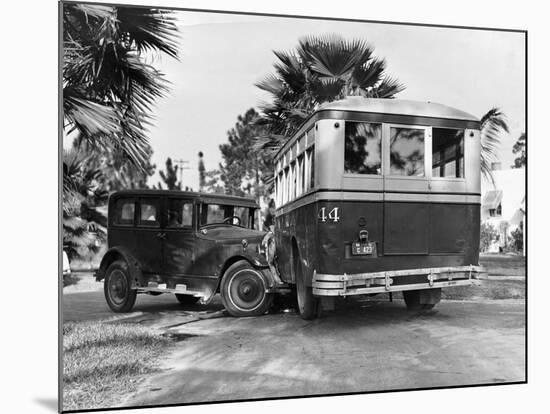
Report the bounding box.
[274,200,318,284]
[276,198,480,283]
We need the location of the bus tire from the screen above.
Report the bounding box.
[403,289,438,311]
[104,260,137,313]
[294,254,320,320]
[220,260,273,317]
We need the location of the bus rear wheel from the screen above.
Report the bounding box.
[294,254,320,320]
[220,260,273,317]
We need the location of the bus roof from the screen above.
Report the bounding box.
[317,97,479,122]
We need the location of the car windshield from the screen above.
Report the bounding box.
[199,203,255,229]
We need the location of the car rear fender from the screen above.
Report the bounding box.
[96,246,145,289]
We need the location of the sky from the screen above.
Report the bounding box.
[120,10,526,189]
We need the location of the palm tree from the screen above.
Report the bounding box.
[480,108,509,184]
[63,149,109,261]
[63,4,178,259]
[63,3,179,167]
[256,34,404,137]
[254,34,404,186]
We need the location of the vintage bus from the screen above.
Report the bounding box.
[272,96,485,319]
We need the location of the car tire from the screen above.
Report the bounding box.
[403,290,438,311]
[104,260,137,313]
[175,294,200,306]
[294,252,320,320]
[220,260,273,317]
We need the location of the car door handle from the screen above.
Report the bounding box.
[156,232,166,239]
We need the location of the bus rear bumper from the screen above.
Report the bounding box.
[312,265,486,296]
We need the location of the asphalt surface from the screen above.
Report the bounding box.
[63,284,525,408]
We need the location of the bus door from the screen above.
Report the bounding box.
[427,127,472,254]
[382,124,431,255]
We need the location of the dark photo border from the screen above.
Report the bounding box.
[59,2,528,413]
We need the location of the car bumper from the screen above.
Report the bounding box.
[312,265,486,296]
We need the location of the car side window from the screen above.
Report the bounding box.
[114,199,135,226]
[167,199,193,228]
[138,199,160,227]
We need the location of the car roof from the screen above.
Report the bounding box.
[110,190,260,208]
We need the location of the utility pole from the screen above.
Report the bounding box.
[173,159,190,188]
[198,152,205,192]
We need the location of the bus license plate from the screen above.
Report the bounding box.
[352,241,375,256]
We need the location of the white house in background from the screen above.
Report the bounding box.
[480,164,525,252]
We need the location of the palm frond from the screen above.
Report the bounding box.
[310,77,346,102]
[272,51,308,97]
[480,107,509,183]
[255,74,284,97]
[369,76,405,98]
[352,58,386,91]
[116,7,179,59]
[63,3,178,168]
[298,34,365,79]
[63,89,121,137]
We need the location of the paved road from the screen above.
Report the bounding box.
[119,299,524,407]
[63,283,227,323]
[63,284,525,407]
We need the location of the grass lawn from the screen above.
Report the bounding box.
[62,321,172,411]
[441,279,525,300]
[479,253,526,277]
[442,254,525,300]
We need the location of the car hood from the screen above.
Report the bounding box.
[199,225,267,242]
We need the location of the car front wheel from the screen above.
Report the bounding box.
[104,260,137,313]
[220,260,273,317]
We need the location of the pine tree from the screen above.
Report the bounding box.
[198,152,206,191]
[219,108,272,199]
[159,157,181,190]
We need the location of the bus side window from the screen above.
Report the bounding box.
[284,167,289,204]
[307,147,315,189]
[297,154,305,196]
[291,161,297,200]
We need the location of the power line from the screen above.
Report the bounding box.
[173,159,190,187]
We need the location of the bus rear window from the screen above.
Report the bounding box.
[344,122,382,175]
[390,127,425,176]
[432,128,464,178]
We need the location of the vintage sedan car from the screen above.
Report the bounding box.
[96,190,284,316]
